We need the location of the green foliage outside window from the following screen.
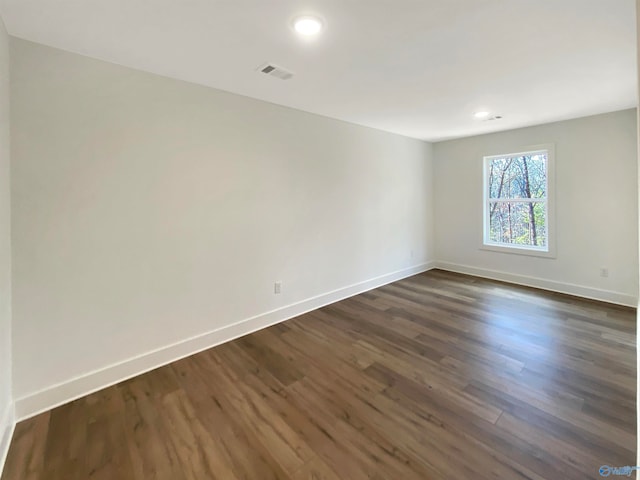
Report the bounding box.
[487,153,547,248]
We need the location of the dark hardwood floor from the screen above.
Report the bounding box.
[2,270,636,479]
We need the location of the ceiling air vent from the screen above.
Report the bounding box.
[257,63,294,80]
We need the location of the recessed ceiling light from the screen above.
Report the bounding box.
[474,111,490,119]
[294,16,323,36]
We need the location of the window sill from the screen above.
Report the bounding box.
[480,243,556,259]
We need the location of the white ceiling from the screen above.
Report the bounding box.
[0,0,636,141]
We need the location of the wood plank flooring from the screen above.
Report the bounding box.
[2,270,636,479]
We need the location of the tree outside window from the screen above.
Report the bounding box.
[483,148,552,254]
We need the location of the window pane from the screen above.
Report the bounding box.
[489,153,547,199]
[489,201,547,247]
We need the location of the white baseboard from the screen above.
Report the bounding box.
[434,261,637,307]
[15,261,436,421]
[0,401,15,477]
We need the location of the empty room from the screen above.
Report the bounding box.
[0,1,638,479]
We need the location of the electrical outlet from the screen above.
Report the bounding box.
[274,281,282,294]
[600,268,609,278]
[410,249,415,258]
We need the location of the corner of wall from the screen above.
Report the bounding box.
[424,140,437,263]
[0,401,14,477]
[0,10,14,479]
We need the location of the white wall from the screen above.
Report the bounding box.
[10,38,435,416]
[434,109,638,306]
[0,15,13,471]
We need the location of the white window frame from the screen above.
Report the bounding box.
[481,144,556,258]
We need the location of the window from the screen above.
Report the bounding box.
[483,146,554,256]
